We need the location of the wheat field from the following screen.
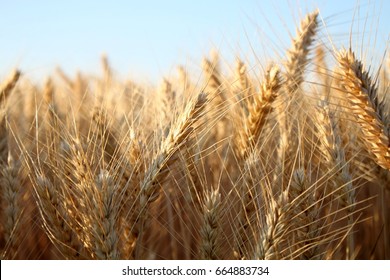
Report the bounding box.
[0,9,389,260]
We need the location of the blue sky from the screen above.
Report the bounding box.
[0,0,388,83]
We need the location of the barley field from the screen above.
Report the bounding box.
[0,8,389,260]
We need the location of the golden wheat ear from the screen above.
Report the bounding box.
[284,10,319,95]
[89,169,120,260]
[134,91,209,258]
[0,148,23,260]
[0,70,21,105]
[0,70,23,259]
[237,65,282,159]
[199,187,221,260]
[336,48,390,170]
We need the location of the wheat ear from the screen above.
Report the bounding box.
[315,102,356,258]
[0,70,20,150]
[0,70,21,103]
[235,59,254,112]
[0,74,23,259]
[135,92,208,258]
[314,45,331,93]
[234,66,281,259]
[200,187,221,260]
[275,10,319,187]
[91,106,118,165]
[90,170,120,259]
[202,57,222,94]
[158,78,175,122]
[1,155,22,259]
[237,65,282,159]
[336,48,390,170]
[139,92,208,205]
[288,169,321,259]
[234,152,261,259]
[0,109,8,164]
[34,175,80,259]
[254,190,290,259]
[284,10,319,95]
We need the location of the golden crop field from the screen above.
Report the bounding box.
[0,8,389,260]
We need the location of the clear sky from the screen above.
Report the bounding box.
[0,0,388,83]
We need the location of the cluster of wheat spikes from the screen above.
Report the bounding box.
[0,10,389,260]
